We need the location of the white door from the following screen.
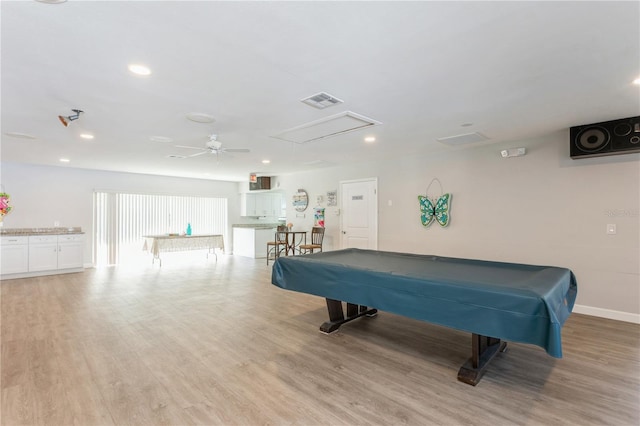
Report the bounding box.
[340,178,378,249]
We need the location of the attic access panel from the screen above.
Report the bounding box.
[272,111,381,144]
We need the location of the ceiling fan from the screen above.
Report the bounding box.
[175,134,250,160]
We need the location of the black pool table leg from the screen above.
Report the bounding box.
[457,334,508,386]
[320,299,378,333]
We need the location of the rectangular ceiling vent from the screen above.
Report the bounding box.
[436,132,489,146]
[272,111,381,144]
[301,92,344,109]
[302,159,334,168]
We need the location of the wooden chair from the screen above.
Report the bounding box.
[299,227,325,254]
[267,225,288,265]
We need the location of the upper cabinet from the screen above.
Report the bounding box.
[240,193,283,217]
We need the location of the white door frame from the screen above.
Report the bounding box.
[339,177,378,249]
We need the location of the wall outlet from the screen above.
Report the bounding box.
[54,220,60,227]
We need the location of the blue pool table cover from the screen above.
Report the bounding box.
[271,249,577,358]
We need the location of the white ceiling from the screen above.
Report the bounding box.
[2,1,639,182]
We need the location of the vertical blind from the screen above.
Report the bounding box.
[94,191,227,265]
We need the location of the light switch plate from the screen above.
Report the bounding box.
[606,224,616,235]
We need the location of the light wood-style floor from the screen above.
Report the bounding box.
[1,253,639,425]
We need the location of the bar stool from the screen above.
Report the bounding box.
[299,227,325,254]
[267,225,287,265]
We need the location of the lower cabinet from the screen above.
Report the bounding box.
[28,235,59,272]
[0,236,29,275]
[1,234,84,279]
[57,234,85,269]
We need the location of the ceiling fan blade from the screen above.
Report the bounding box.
[224,148,250,153]
[186,151,209,158]
[175,145,205,150]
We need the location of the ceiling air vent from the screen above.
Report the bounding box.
[436,132,489,146]
[272,111,381,144]
[301,92,344,109]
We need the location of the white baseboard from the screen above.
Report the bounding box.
[573,304,640,324]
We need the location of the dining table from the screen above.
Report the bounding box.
[142,234,224,266]
[280,230,307,256]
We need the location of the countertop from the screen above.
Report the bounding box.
[0,227,84,236]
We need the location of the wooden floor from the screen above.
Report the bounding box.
[1,254,639,425]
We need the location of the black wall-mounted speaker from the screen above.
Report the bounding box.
[570,116,640,159]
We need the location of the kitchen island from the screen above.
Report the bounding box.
[232,224,283,259]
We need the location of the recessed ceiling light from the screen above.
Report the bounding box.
[150,136,173,143]
[4,132,36,139]
[59,158,70,163]
[35,0,67,4]
[364,136,376,143]
[80,133,94,140]
[633,77,640,85]
[461,123,474,127]
[262,159,271,164]
[186,112,215,123]
[128,64,151,76]
[166,154,186,159]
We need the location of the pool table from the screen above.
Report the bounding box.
[271,248,577,385]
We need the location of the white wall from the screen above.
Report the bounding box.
[2,130,639,321]
[276,131,640,321]
[0,163,242,263]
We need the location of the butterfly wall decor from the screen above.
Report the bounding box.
[418,178,451,228]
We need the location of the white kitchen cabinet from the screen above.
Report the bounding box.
[57,234,84,269]
[0,236,29,275]
[241,193,258,216]
[240,193,283,217]
[1,233,84,279]
[254,194,272,216]
[28,235,59,272]
[233,227,276,258]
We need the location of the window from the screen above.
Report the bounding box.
[94,191,227,266]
